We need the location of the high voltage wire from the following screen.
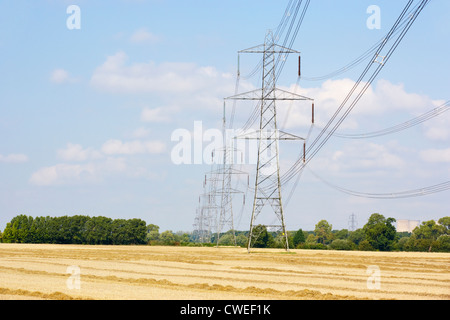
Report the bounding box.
[301,1,424,82]
[201,0,442,239]
[257,0,444,201]
[280,0,431,188]
[307,167,450,199]
[306,0,421,158]
[234,0,444,202]
[331,100,450,139]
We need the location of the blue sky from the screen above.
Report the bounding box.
[0,0,449,233]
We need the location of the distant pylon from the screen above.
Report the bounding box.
[348,213,358,232]
[214,102,248,247]
[226,30,313,252]
[193,159,220,244]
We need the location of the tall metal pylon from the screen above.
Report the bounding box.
[195,103,248,247]
[348,213,358,232]
[193,155,220,244]
[226,30,313,252]
[213,103,247,246]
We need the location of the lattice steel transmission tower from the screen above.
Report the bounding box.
[194,105,247,247]
[212,110,247,246]
[226,30,313,252]
[193,159,220,244]
[348,213,358,232]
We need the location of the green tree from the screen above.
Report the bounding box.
[84,216,112,245]
[396,236,410,251]
[235,234,248,247]
[299,232,328,250]
[110,219,128,245]
[180,233,191,244]
[146,224,160,242]
[407,220,446,252]
[69,215,90,244]
[31,216,51,243]
[438,217,450,234]
[435,235,450,252]
[348,228,365,246]
[363,213,397,251]
[272,232,290,249]
[53,216,74,244]
[329,239,355,250]
[293,228,306,248]
[147,224,159,233]
[358,239,375,251]
[160,230,175,245]
[120,218,147,244]
[334,229,349,240]
[314,220,333,244]
[217,233,236,246]
[43,216,59,243]
[2,215,34,243]
[251,225,274,248]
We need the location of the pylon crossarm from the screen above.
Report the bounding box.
[225,88,312,101]
[239,44,300,54]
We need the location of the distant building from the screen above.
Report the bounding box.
[396,220,420,233]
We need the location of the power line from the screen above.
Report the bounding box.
[279,0,431,188]
[307,167,450,199]
[301,1,424,81]
[331,100,450,139]
[306,0,421,158]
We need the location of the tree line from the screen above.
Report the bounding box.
[210,213,450,252]
[1,213,449,252]
[0,215,147,245]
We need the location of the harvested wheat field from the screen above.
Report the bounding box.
[0,243,448,300]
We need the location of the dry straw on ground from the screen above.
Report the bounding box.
[0,243,448,300]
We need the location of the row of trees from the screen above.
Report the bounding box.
[212,214,450,252]
[0,215,147,245]
[1,213,449,252]
[298,214,450,252]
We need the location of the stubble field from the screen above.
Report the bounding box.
[0,243,448,300]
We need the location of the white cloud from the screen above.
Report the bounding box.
[29,163,96,186]
[131,127,151,138]
[50,68,78,84]
[50,69,69,83]
[140,107,172,123]
[89,51,239,101]
[282,78,359,127]
[280,79,439,134]
[355,142,405,169]
[29,155,159,187]
[369,79,430,114]
[129,28,160,44]
[57,143,102,162]
[422,109,450,141]
[0,153,28,163]
[30,135,167,186]
[420,148,450,163]
[101,139,166,155]
[311,141,405,176]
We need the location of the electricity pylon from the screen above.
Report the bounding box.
[348,213,358,232]
[195,103,248,247]
[194,160,220,244]
[226,30,313,252]
[213,103,248,247]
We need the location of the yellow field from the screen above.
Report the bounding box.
[0,243,448,300]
